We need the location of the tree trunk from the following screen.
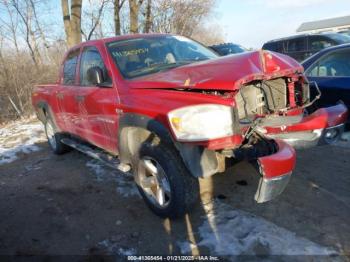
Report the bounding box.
[114,0,124,35]
[144,0,152,33]
[61,0,82,47]
[129,0,143,34]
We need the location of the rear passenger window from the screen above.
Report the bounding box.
[264,42,286,53]
[287,38,306,52]
[276,41,285,53]
[309,36,334,51]
[63,50,79,85]
[263,42,277,51]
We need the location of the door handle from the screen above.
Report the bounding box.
[56,92,64,99]
[75,95,85,102]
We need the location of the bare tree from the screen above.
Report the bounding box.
[61,0,82,47]
[149,0,223,43]
[144,0,152,33]
[114,0,126,35]
[81,0,108,41]
[8,0,43,65]
[0,1,20,55]
[191,23,224,45]
[129,0,144,33]
[29,0,49,49]
[0,0,62,122]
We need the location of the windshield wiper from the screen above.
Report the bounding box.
[129,62,186,77]
[128,58,211,78]
[177,58,209,63]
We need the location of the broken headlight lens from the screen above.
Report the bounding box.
[168,104,234,141]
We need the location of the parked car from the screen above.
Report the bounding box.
[32,34,348,218]
[209,43,247,56]
[262,33,350,62]
[338,30,350,37]
[302,43,350,127]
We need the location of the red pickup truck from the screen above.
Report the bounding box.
[32,34,348,218]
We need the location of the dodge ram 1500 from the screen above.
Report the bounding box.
[32,34,348,217]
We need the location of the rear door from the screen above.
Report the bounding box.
[76,45,119,153]
[56,49,81,135]
[305,47,350,108]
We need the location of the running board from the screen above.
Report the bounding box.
[61,138,131,172]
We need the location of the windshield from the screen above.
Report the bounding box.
[106,35,218,79]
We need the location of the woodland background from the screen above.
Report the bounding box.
[0,0,224,123]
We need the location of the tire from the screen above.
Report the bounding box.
[44,117,71,155]
[135,138,199,218]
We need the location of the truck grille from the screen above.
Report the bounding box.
[235,78,288,120]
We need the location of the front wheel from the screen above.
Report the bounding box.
[135,140,199,218]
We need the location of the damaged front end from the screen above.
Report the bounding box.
[234,52,348,149]
[222,131,296,203]
[254,140,295,203]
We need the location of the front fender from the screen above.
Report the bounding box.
[118,113,174,164]
[117,113,225,178]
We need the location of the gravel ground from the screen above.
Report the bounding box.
[0,118,349,260]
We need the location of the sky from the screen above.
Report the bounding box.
[216,0,350,48]
[1,0,349,49]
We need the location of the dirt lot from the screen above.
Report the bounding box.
[0,118,350,260]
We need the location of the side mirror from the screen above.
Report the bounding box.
[87,66,104,86]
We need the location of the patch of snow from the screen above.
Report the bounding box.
[98,239,136,256]
[86,161,105,182]
[0,118,46,165]
[341,131,350,141]
[178,200,337,256]
[118,247,137,256]
[86,159,140,198]
[333,131,350,149]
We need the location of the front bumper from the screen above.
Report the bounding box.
[267,124,345,149]
[255,173,291,203]
[264,103,348,149]
[254,140,296,203]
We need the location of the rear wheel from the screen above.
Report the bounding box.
[135,140,199,218]
[44,118,71,155]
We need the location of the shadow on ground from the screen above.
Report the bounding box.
[0,140,349,259]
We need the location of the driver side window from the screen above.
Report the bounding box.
[80,46,111,86]
[306,49,350,77]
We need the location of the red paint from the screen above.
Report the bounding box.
[288,81,296,107]
[264,103,348,134]
[127,49,303,91]
[258,140,296,179]
[187,135,245,150]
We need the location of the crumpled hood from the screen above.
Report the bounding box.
[127,50,304,91]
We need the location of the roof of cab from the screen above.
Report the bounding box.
[67,33,175,52]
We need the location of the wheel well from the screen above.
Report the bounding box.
[118,113,225,178]
[35,102,48,122]
[118,113,174,165]
[119,126,157,165]
[36,103,61,132]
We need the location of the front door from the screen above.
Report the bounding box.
[76,45,119,154]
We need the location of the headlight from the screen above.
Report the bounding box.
[168,104,234,141]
